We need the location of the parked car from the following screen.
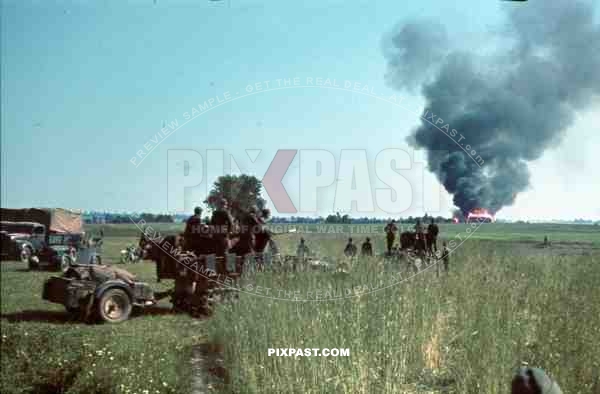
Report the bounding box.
[0,221,47,263]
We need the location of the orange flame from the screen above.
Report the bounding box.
[467,208,495,223]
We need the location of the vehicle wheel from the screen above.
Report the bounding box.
[97,288,132,323]
[20,246,32,264]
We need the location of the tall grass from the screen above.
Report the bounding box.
[2,225,599,393]
[208,239,600,393]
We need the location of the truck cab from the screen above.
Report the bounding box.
[0,221,46,262]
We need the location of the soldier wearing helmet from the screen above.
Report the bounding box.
[184,206,204,254]
[344,237,357,257]
[511,367,563,394]
[361,237,373,256]
[384,220,398,256]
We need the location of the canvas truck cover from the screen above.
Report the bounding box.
[0,208,83,234]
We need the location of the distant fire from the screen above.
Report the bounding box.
[466,208,495,223]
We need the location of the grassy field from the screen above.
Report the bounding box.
[2,223,600,393]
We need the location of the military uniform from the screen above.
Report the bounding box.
[415,221,425,255]
[511,367,563,394]
[296,239,309,271]
[361,239,373,256]
[427,222,439,254]
[254,217,270,253]
[384,221,397,255]
[297,240,309,258]
[254,215,271,270]
[441,245,450,273]
[239,211,260,255]
[210,206,234,274]
[344,239,357,257]
[184,213,203,254]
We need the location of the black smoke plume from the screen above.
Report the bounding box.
[383,0,600,215]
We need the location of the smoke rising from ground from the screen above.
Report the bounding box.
[384,0,600,215]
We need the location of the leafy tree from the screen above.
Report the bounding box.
[324,212,352,224]
[204,174,267,220]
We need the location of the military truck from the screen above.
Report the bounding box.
[0,208,91,270]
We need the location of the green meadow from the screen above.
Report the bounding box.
[1,223,599,393]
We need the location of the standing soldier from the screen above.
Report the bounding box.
[296,238,309,258]
[384,220,398,256]
[427,218,440,256]
[184,206,203,254]
[415,219,425,256]
[361,237,373,256]
[236,206,260,272]
[255,208,272,251]
[210,198,234,275]
[254,209,272,270]
[344,238,357,257]
[441,241,450,273]
[295,238,310,271]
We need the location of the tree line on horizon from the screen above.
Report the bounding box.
[82,174,599,225]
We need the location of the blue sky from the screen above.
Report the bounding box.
[2,0,599,220]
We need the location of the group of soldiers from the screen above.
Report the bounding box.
[384,218,441,257]
[182,198,273,274]
[181,205,457,275]
[291,218,448,268]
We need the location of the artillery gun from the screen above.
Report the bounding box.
[42,223,294,323]
[42,263,163,323]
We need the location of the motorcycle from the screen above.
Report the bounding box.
[120,245,141,264]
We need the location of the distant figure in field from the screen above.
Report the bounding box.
[361,237,373,256]
[296,238,309,259]
[511,367,563,394]
[344,238,357,257]
[427,218,439,255]
[384,220,398,255]
[543,235,549,247]
[441,241,450,273]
